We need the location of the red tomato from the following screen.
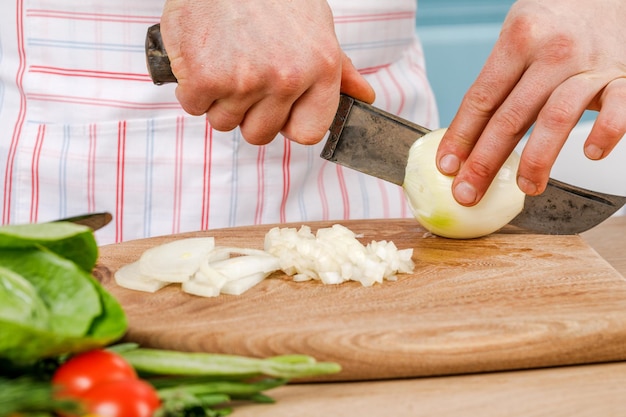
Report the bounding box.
[80,379,161,417]
[52,349,137,397]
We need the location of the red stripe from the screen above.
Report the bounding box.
[407,43,435,126]
[29,125,46,224]
[25,9,158,24]
[279,137,291,223]
[336,165,350,220]
[27,93,181,110]
[358,64,391,75]
[377,180,390,219]
[317,162,329,220]
[334,12,415,24]
[201,119,212,230]
[375,72,392,114]
[254,147,266,224]
[172,117,184,234]
[115,121,126,243]
[87,124,97,212]
[29,65,152,82]
[317,161,328,220]
[385,66,406,115]
[3,0,28,224]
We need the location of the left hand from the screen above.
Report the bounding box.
[436,0,626,206]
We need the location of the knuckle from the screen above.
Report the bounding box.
[500,12,536,51]
[596,118,626,140]
[521,153,549,175]
[273,66,307,97]
[282,125,326,145]
[467,157,495,181]
[540,101,576,130]
[462,85,499,117]
[240,126,275,146]
[207,108,241,132]
[495,107,528,138]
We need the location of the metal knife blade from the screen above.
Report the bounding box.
[53,212,113,231]
[144,23,626,235]
[323,95,626,234]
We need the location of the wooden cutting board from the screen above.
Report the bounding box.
[95,219,626,382]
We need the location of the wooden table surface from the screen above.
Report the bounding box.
[231,216,626,417]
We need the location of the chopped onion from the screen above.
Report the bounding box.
[114,224,415,297]
[403,128,525,239]
[264,224,414,287]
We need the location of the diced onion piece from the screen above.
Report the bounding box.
[220,272,270,295]
[181,279,221,298]
[195,262,229,288]
[138,237,215,282]
[114,261,171,293]
[403,128,525,239]
[264,224,414,287]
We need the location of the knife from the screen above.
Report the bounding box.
[53,212,113,231]
[144,24,626,234]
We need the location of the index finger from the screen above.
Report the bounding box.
[436,31,527,178]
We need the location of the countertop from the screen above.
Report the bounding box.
[231,216,626,416]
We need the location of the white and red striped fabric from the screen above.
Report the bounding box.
[0,0,438,245]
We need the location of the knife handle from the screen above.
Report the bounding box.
[145,24,177,84]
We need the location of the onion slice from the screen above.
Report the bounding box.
[139,237,216,282]
[114,261,171,293]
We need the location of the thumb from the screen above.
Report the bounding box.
[340,53,376,104]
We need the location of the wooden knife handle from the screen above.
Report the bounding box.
[145,24,177,85]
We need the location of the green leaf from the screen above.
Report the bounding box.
[0,249,101,337]
[0,267,51,331]
[0,249,127,363]
[0,222,98,272]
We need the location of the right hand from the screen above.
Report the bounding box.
[160,0,375,146]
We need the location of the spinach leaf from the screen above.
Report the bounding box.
[0,222,127,364]
[0,249,101,337]
[0,222,98,272]
[0,267,50,331]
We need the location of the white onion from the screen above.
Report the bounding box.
[114,224,415,297]
[402,128,525,239]
[138,237,216,282]
[264,224,414,287]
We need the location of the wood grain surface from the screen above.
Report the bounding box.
[95,219,626,382]
[233,361,626,417]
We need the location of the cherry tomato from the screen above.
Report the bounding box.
[52,349,137,397]
[80,379,161,417]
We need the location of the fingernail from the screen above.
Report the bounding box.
[453,181,478,205]
[517,176,538,195]
[439,154,460,175]
[585,144,604,160]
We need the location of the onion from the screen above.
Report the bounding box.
[402,128,525,239]
[264,224,414,287]
[114,224,415,297]
[138,237,216,282]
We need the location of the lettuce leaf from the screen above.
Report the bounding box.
[0,222,98,272]
[0,222,127,364]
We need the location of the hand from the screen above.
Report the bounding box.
[160,0,375,146]
[436,0,626,206]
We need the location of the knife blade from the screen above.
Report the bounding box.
[144,24,626,235]
[53,212,113,231]
[322,95,626,234]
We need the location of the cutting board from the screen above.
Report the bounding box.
[95,219,626,382]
